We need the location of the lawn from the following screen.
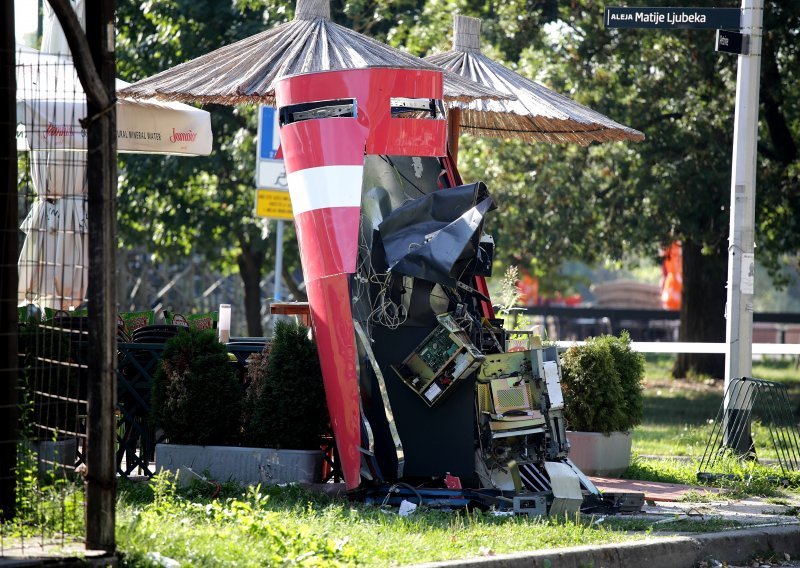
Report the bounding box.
[9,356,800,566]
[633,355,800,460]
[115,478,647,567]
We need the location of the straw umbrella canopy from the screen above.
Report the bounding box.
[425,15,644,155]
[119,0,508,106]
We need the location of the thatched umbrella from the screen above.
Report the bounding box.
[119,0,507,105]
[425,15,644,157]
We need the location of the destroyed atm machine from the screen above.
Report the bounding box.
[275,66,600,515]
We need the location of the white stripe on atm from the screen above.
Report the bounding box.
[287,165,364,216]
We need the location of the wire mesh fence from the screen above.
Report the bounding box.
[1,42,91,559]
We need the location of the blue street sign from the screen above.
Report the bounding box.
[258,106,280,160]
[256,105,287,190]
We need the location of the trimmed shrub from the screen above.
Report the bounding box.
[602,331,645,429]
[560,332,644,434]
[151,328,242,445]
[245,320,328,450]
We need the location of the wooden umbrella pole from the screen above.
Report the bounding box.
[446,14,477,165]
[448,108,461,164]
[295,0,330,19]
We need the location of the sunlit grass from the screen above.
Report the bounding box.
[633,356,800,460]
[625,454,800,499]
[115,476,648,567]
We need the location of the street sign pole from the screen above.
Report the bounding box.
[723,0,763,454]
[274,220,284,302]
[256,106,292,305]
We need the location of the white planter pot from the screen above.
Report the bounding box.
[155,443,324,486]
[566,431,632,477]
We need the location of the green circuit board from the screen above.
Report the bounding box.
[418,326,459,369]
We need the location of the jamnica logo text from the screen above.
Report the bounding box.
[44,122,74,138]
[169,128,198,143]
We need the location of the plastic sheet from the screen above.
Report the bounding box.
[378,182,494,287]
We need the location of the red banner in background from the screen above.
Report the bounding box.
[661,242,683,310]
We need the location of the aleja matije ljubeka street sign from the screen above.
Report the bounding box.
[604,6,741,29]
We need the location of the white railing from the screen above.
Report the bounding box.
[552,340,800,355]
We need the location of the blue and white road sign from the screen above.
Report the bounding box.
[258,106,280,159]
[256,105,287,190]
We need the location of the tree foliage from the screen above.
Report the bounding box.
[115,0,800,374]
[116,0,297,336]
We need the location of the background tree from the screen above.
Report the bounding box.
[116,0,800,375]
[387,0,800,378]
[116,0,296,336]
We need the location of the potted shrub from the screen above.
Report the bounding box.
[151,327,247,481]
[243,320,329,484]
[560,331,644,476]
[152,322,329,486]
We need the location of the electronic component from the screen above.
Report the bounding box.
[391,313,485,407]
[475,345,574,502]
[513,494,547,517]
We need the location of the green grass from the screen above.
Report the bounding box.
[1,446,85,542]
[113,467,800,567]
[619,356,800,500]
[115,476,647,567]
[624,454,800,498]
[632,355,800,460]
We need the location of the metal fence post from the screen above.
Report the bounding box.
[0,0,19,523]
[85,0,118,551]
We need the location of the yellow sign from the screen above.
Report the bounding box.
[255,189,293,220]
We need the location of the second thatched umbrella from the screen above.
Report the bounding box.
[425,15,644,155]
[119,0,506,105]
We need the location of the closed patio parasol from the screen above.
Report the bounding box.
[16,0,213,310]
[118,0,508,105]
[17,153,88,311]
[425,14,644,155]
[16,46,213,156]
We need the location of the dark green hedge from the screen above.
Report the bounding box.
[244,320,328,450]
[150,328,242,446]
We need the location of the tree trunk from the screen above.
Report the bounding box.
[237,238,265,337]
[673,240,727,379]
[282,262,307,302]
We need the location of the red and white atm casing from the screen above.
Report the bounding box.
[275,67,448,489]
